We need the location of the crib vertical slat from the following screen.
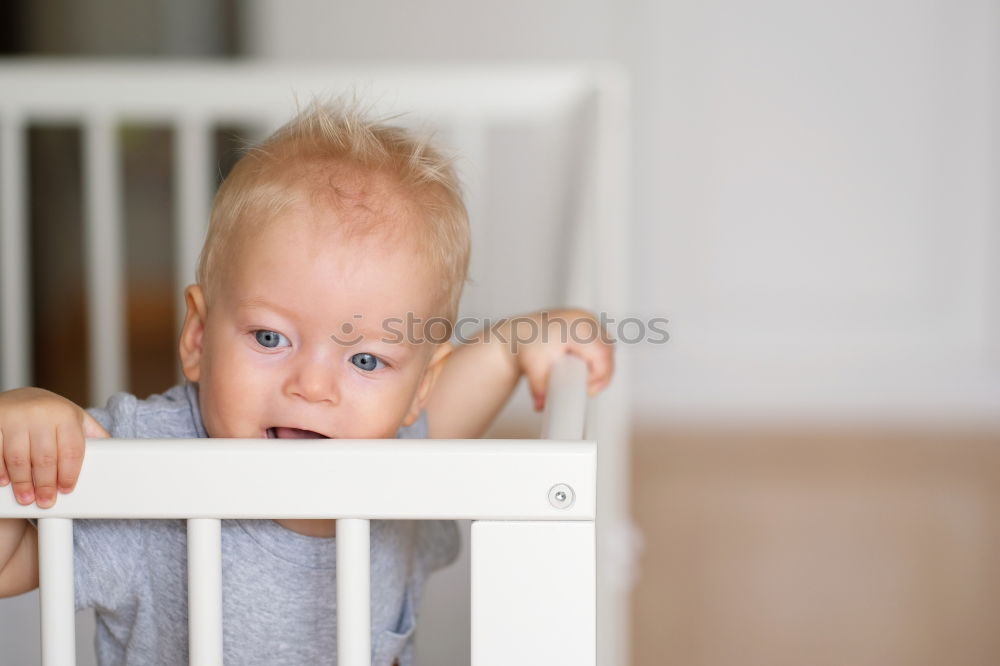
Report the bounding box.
[187,518,223,666]
[83,116,127,403]
[38,518,76,666]
[541,355,588,441]
[336,518,371,666]
[471,520,595,666]
[0,114,30,390]
[173,116,212,341]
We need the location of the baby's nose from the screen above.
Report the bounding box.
[288,360,340,404]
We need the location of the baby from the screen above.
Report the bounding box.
[0,102,613,665]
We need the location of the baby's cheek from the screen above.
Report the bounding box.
[347,423,402,439]
[344,408,409,439]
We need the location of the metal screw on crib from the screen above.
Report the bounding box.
[548,484,575,509]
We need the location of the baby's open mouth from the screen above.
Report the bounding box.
[266,427,329,439]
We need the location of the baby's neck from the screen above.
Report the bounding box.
[274,518,337,538]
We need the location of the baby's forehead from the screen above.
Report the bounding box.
[220,215,447,320]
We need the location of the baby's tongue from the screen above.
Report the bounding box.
[273,427,326,439]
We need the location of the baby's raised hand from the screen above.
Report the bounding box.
[504,309,615,411]
[0,388,109,508]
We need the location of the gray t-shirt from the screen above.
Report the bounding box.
[75,382,459,666]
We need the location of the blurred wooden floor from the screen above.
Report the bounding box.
[631,425,1000,666]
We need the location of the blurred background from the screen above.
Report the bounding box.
[2,0,1000,665]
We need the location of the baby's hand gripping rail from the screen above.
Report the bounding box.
[0,355,595,666]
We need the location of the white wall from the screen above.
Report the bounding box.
[244,0,618,60]
[245,0,1000,427]
[625,0,1000,424]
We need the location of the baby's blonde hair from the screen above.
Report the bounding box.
[196,100,470,322]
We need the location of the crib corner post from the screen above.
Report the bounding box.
[471,520,595,666]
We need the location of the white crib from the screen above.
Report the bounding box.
[0,62,633,665]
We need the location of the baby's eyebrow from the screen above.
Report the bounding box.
[238,296,278,309]
[237,297,296,317]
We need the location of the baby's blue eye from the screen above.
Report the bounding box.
[255,330,290,349]
[351,352,384,372]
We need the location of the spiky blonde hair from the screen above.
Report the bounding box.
[196,100,470,322]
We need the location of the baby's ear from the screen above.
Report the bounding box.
[178,285,208,383]
[402,343,453,427]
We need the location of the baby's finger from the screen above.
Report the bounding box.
[523,364,550,412]
[82,411,110,439]
[4,429,34,505]
[583,348,615,396]
[56,421,86,495]
[0,430,9,486]
[30,427,59,508]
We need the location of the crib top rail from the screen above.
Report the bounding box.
[0,438,595,521]
[0,60,609,124]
